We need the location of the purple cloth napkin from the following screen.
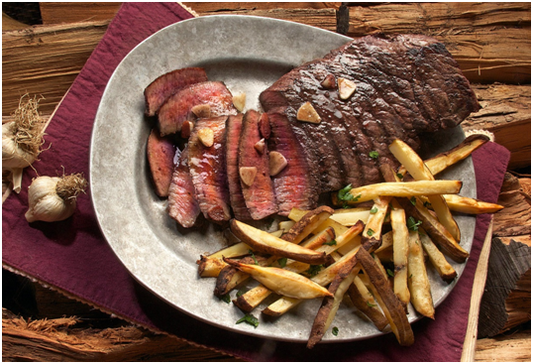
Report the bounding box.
[3,2,511,361]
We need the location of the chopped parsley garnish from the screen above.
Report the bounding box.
[410,197,417,206]
[370,206,378,214]
[323,239,337,246]
[387,268,395,277]
[248,250,259,265]
[220,294,231,304]
[307,264,324,277]
[236,314,259,328]
[367,228,375,236]
[366,301,377,308]
[423,201,432,208]
[396,172,404,180]
[407,216,422,231]
[369,151,379,159]
[337,184,362,208]
[236,287,248,297]
[332,326,339,336]
[277,257,287,268]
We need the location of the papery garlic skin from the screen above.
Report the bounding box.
[2,122,37,169]
[25,176,77,223]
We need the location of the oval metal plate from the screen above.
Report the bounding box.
[90,15,476,343]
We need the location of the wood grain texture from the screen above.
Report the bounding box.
[475,330,531,362]
[39,2,121,24]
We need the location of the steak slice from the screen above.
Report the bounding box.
[260,34,480,199]
[146,129,176,198]
[167,145,200,228]
[238,110,277,220]
[225,114,253,221]
[268,112,318,216]
[188,116,231,223]
[158,81,237,136]
[144,67,208,117]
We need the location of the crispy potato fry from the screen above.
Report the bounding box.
[330,207,371,226]
[281,206,334,244]
[279,220,295,233]
[389,138,461,242]
[423,134,490,176]
[230,219,328,265]
[207,242,251,259]
[197,255,228,278]
[214,255,271,297]
[339,180,462,204]
[419,229,457,281]
[307,257,360,349]
[361,196,391,250]
[375,231,393,253]
[317,220,364,256]
[440,194,504,214]
[348,275,388,331]
[390,204,410,308]
[356,248,414,346]
[407,231,435,319]
[289,208,350,237]
[233,284,272,312]
[223,257,333,300]
[399,197,469,262]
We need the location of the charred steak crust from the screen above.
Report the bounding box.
[238,110,278,220]
[167,145,201,228]
[225,114,253,221]
[157,81,237,136]
[188,116,232,223]
[260,34,480,200]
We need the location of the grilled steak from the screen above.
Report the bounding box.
[144,67,208,116]
[146,129,176,198]
[238,110,277,220]
[260,34,480,211]
[167,145,200,228]
[188,116,232,223]
[158,81,237,136]
[225,114,253,221]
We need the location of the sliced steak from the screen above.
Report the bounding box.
[267,112,319,216]
[144,67,208,116]
[188,116,231,223]
[167,145,200,228]
[146,129,176,198]
[158,81,237,136]
[225,114,253,221]
[238,110,277,220]
[260,34,480,201]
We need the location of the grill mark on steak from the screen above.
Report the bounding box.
[167,145,201,228]
[225,114,253,221]
[238,110,278,220]
[144,67,208,117]
[267,112,318,215]
[158,81,237,136]
[188,116,231,223]
[260,34,480,200]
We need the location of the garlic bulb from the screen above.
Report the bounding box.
[25,173,87,223]
[2,95,44,194]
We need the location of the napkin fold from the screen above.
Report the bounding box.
[2,2,511,361]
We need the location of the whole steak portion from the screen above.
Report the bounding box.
[260,34,480,213]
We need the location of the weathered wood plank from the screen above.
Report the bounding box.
[39,2,122,24]
[346,2,531,84]
[475,330,531,362]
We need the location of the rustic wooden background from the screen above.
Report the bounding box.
[2,2,530,361]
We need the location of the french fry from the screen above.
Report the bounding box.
[440,194,503,214]
[279,220,295,233]
[423,134,490,176]
[281,206,334,244]
[361,196,391,250]
[356,247,415,346]
[419,229,457,281]
[407,231,435,319]
[289,208,349,237]
[399,197,469,262]
[348,275,389,331]
[223,257,333,300]
[389,138,461,242]
[330,207,371,226]
[374,231,393,253]
[214,255,272,297]
[207,242,251,259]
[307,256,360,349]
[197,255,228,278]
[230,219,328,265]
[339,180,462,204]
[233,284,272,312]
[390,203,410,308]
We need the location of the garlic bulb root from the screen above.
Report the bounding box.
[25,173,87,223]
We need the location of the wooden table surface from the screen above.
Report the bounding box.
[2,2,531,361]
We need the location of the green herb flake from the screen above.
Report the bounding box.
[337,184,362,208]
[367,228,375,237]
[236,287,248,297]
[366,300,377,308]
[407,216,422,231]
[307,264,324,277]
[410,197,417,206]
[323,239,337,246]
[332,326,339,336]
[220,294,231,304]
[248,250,259,265]
[369,151,379,159]
[387,268,394,277]
[277,257,287,268]
[423,201,432,208]
[396,172,404,180]
[236,314,259,328]
[370,206,378,214]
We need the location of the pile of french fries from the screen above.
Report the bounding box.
[196,134,503,348]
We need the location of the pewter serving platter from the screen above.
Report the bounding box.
[90,15,476,344]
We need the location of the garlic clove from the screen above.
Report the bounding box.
[233,93,246,112]
[269,151,288,176]
[254,138,266,154]
[191,104,211,118]
[297,102,321,124]
[240,166,257,187]
[198,127,214,147]
[338,78,356,100]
